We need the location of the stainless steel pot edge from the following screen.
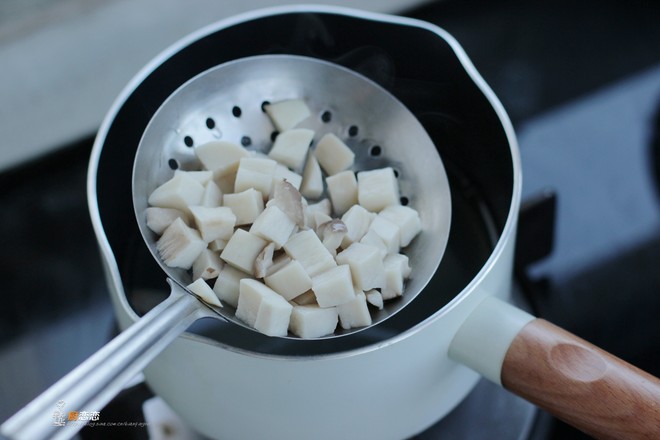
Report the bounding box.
[87,4,523,360]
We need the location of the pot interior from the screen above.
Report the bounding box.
[93,9,515,356]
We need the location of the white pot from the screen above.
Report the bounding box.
[90,6,524,439]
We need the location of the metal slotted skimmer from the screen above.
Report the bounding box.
[1,54,450,440]
[133,54,451,337]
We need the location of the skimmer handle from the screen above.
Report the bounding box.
[1,280,212,440]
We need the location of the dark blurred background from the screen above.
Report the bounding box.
[0,0,658,439]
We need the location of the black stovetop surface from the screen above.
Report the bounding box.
[1,0,659,439]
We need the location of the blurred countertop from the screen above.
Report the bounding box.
[0,0,428,173]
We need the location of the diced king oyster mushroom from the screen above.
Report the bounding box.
[146,97,426,338]
[325,170,358,216]
[220,229,267,276]
[194,140,250,176]
[316,219,348,255]
[378,205,422,248]
[264,98,311,132]
[340,204,376,248]
[213,265,253,308]
[208,238,227,252]
[272,164,303,191]
[300,152,324,199]
[267,180,305,227]
[192,249,224,280]
[311,264,356,308]
[367,215,401,255]
[200,180,223,207]
[382,253,411,300]
[289,305,339,339]
[223,188,264,225]
[304,198,332,229]
[236,279,293,337]
[365,289,384,310]
[148,172,205,212]
[234,157,278,196]
[358,229,388,260]
[283,229,337,277]
[156,217,206,269]
[314,133,355,176]
[292,290,317,306]
[264,259,312,301]
[145,207,189,235]
[337,290,372,330]
[268,128,314,170]
[357,167,400,212]
[187,278,222,308]
[175,169,213,185]
[336,242,386,291]
[254,242,276,279]
[249,205,296,248]
[189,206,236,243]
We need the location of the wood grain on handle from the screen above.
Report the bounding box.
[501,319,660,440]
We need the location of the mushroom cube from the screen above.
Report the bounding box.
[378,205,422,247]
[357,167,400,212]
[326,170,358,216]
[283,229,336,277]
[359,229,388,260]
[156,217,206,269]
[387,252,412,278]
[264,99,311,131]
[208,238,227,252]
[254,242,276,279]
[249,205,296,248]
[315,133,355,176]
[213,264,253,308]
[236,279,293,337]
[189,206,236,243]
[365,289,384,310]
[337,291,372,330]
[192,249,224,280]
[304,198,332,229]
[223,188,264,226]
[234,157,277,196]
[175,169,213,185]
[272,164,303,191]
[220,229,267,275]
[195,141,250,176]
[267,180,305,228]
[292,290,317,306]
[145,207,189,235]
[187,278,222,308]
[289,305,338,339]
[340,204,376,248]
[311,211,332,231]
[300,152,324,199]
[368,215,401,254]
[264,260,313,301]
[316,219,348,256]
[335,242,386,291]
[268,128,314,170]
[215,169,237,194]
[311,265,356,308]
[381,253,411,300]
[148,172,204,212]
[200,180,223,207]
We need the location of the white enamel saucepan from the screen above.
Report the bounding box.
[2,53,452,440]
[3,5,659,440]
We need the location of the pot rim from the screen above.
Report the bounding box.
[87,3,522,361]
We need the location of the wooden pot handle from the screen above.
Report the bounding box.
[501,319,660,440]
